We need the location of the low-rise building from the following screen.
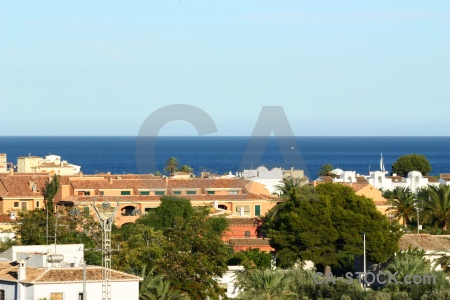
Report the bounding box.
[0,244,141,300]
[55,175,278,227]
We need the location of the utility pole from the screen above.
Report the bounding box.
[92,197,119,300]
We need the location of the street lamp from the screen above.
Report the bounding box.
[361,232,367,289]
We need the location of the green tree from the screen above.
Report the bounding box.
[164,157,179,174]
[13,208,102,265]
[228,248,273,269]
[125,197,229,300]
[386,187,417,229]
[391,154,432,176]
[420,185,450,232]
[265,183,401,274]
[318,164,337,177]
[383,249,450,298]
[42,174,60,213]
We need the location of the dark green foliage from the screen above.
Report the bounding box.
[265,183,401,272]
[391,154,432,176]
[228,248,273,269]
[318,164,337,177]
[138,196,195,230]
[42,174,60,213]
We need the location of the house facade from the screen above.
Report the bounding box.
[54,174,278,227]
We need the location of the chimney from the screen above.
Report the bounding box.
[18,260,26,281]
[109,178,113,184]
[165,176,169,186]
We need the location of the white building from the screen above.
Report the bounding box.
[0,244,141,300]
[216,266,244,298]
[237,166,308,195]
[16,154,81,175]
[366,170,440,193]
[0,154,7,173]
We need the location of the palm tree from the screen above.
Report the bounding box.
[433,254,450,273]
[237,269,296,300]
[139,266,189,300]
[164,157,179,174]
[276,177,303,199]
[317,164,336,177]
[179,165,193,174]
[385,187,417,229]
[420,185,450,232]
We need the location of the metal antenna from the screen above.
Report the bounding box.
[92,197,119,300]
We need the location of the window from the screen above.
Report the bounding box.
[83,207,90,214]
[140,191,150,195]
[235,205,250,216]
[255,205,261,216]
[78,293,83,300]
[121,191,131,195]
[229,190,238,195]
[50,293,63,300]
[100,191,104,195]
[207,191,215,195]
[21,201,27,211]
[14,202,19,208]
[0,289,4,300]
[245,231,251,237]
[186,191,196,195]
[36,201,40,208]
[83,191,90,196]
[174,191,181,195]
[145,207,157,213]
[155,191,165,196]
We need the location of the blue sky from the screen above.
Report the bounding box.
[0,1,449,136]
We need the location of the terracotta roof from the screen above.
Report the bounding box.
[0,175,48,198]
[399,234,450,251]
[0,262,141,283]
[387,176,404,182]
[61,193,270,204]
[227,218,259,226]
[0,214,14,223]
[424,176,439,183]
[70,179,166,190]
[168,178,249,189]
[318,176,333,182]
[356,176,369,184]
[229,238,271,247]
[439,174,450,182]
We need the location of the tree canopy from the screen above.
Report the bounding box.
[114,196,230,300]
[264,183,401,273]
[391,154,432,176]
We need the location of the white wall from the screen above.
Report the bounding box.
[30,281,139,300]
[0,281,16,300]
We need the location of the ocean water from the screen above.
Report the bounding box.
[0,136,449,179]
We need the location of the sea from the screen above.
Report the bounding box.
[0,136,449,179]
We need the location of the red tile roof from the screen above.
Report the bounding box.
[0,175,48,198]
[229,238,271,247]
[227,218,259,226]
[0,262,141,283]
[70,179,166,190]
[399,234,450,251]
